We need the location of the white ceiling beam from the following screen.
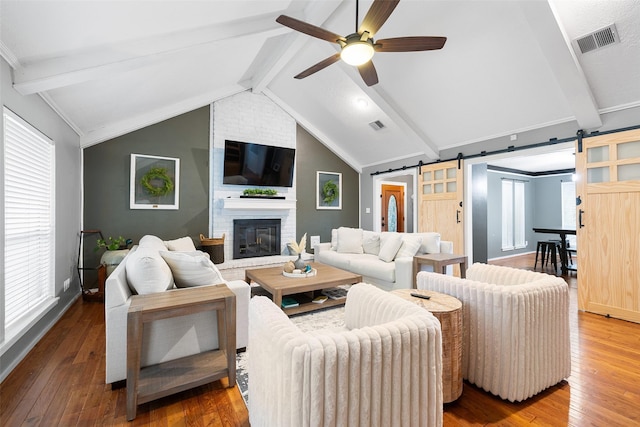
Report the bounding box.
[0,41,20,69]
[251,0,345,94]
[370,85,440,160]
[263,88,363,173]
[518,1,602,130]
[13,14,287,96]
[80,83,250,147]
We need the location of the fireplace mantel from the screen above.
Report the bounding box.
[222,198,296,211]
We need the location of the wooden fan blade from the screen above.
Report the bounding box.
[276,15,345,44]
[358,0,400,37]
[294,53,342,79]
[358,61,379,86]
[375,36,447,52]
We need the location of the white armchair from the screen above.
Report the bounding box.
[417,263,570,402]
[248,283,444,427]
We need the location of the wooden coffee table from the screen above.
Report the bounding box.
[245,262,362,315]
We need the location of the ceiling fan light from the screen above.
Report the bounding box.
[341,41,375,66]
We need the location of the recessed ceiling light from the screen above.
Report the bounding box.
[355,98,369,109]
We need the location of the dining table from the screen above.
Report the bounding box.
[532,227,576,274]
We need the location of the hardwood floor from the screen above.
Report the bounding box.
[2,253,640,426]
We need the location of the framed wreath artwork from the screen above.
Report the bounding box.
[130,154,180,210]
[316,171,342,210]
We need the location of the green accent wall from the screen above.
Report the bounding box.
[295,126,360,246]
[83,106,210,249]
[83,109,359,259]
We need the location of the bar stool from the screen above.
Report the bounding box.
[548,239,574,273]
[534,241,551,270]
[534,240,560,272]
[544,241,561,273]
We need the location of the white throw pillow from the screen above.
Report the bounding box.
[336,227,364,254]
[396,235,423,259]
[126,247,174,295]
[139,235,167,251]
[160,251,225,288]
[418,232,441,254]
[362,231,381,255]
[378,233,403,262]
[330,229,338,250]
[164,236,197,252]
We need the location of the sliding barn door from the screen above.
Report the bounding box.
[418,160,464,276]
[576,128,640,323]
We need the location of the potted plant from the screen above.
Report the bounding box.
[289,233,307,269]
[241,188,281,198]
[95,236,126,251]
[95,236,130,276]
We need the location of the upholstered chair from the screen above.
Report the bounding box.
[248,283,443,427]
[417,263,570,402]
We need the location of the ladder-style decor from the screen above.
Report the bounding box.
[77,229,106,302]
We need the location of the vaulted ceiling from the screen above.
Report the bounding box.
[1,1,639,172]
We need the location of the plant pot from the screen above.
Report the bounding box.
[100,249,130,277]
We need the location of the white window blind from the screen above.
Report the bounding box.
[501,180,513,250]
[513,181,525,248]
[561,180,577,248]
[3,108,55,334]
[561,181,576,229]
[502,179,526,250]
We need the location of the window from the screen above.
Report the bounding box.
[502,179,526,250]
[561,180,576,229]
[3,108,56,343]
[561,180,577,248]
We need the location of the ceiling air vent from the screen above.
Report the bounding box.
[575,24,619,54]
[369,120,385,131]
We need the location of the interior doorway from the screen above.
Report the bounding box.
[381,184,406,232]
[463,142,576,263]
[372,169,417,232]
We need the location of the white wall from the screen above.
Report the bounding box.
[211,91,297,261]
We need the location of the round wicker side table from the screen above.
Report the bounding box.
[391,289,463,403]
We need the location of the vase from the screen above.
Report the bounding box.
[294,253,306,270]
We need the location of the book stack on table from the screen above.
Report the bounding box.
[281,297,299,308]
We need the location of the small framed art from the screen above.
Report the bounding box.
[130,154,180,210]
[316,171,342,210]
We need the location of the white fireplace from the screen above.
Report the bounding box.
[209,91,297,266]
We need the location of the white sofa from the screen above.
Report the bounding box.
[417,263,571,402]
[314,227,453,291]
[248,283,443,427]
[105,235,251,384]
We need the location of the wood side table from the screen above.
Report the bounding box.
[391,289,463,403]
[126,284,236,420]
[413,253,468,287]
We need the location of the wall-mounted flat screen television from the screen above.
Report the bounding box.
[223,140,295,187]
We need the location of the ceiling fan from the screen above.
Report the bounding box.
[276,0,447,86]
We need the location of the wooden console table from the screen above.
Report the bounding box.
[126,284,236,420]
[413,253,468,287]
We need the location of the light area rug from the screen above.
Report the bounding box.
[235,305,346,407]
